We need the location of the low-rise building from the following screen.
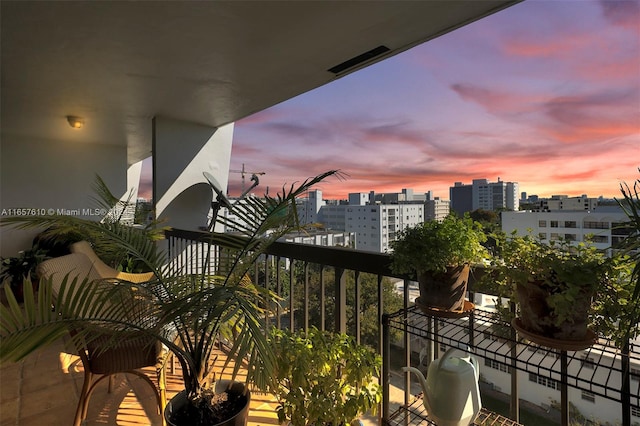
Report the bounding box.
[501,207,629,251]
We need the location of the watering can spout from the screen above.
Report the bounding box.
[403,347,482,426]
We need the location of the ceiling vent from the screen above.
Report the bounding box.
[328,45,390,75]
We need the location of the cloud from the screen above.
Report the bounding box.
[599,0,640,30]
[540,89,640,142]
[450,83,537,116]
[502,34,590,58]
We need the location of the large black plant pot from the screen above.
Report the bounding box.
[415,264,471,314]
[513,281,597,350]
[165,380,251,426]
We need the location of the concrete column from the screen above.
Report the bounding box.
[152,116,233,230]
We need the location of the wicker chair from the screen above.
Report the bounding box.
[36,241,166,426]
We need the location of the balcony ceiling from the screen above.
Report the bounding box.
[1,1,518,164]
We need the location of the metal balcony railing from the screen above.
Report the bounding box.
[165,228,640,426]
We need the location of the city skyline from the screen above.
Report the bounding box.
[139,0,639,201]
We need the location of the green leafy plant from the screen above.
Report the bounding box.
[267,327,381,426]
[390,214,487,276]
[612,170,640,347]
[0,246,49,292]
[491,231,631,341]
[0,170,340,425]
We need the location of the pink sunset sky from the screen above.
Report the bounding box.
[226,0,639,200]
[139,0,639,202]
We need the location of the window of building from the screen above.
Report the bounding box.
[584,221,609,229]
[529,373,559,390]
[581,356,595,370]
[612,236,626,246]
[550,233,560,240]
[564,221,577,228]
[564,234,577,241]
[632,406,640,418]
[581,390,595,403]
[539,220,547,227]
[590,235,608,243]
[612,222,632,236]
[550,220,559,228]
[539,233,547,240]
[485,358,511,374]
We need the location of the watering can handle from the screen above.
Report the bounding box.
[437,346,477,371]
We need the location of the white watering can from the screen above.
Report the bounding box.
[403,346,482,426]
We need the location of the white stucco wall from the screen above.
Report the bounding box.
[0,134,126,256]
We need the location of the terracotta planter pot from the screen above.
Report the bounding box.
[417,264,470,312]
[165,380,250,426]
[516,281,592,341]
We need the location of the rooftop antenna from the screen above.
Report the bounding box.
[229,163,266,195]
[240,173,260,198]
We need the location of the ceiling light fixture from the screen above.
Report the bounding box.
[66,115,84,129]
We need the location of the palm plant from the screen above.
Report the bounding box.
[0,170,339,424]
[615,170,640,346]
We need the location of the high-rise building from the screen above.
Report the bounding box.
[450,182,473,216]
[297,189,325,223]
[425,197,450,222]
[345,203,424,252]
[450,178,519,216]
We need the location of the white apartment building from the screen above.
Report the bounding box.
[317,204,349,231]
[536,194,599,212]
[473,179,519,212]
[280,229,355,248]
[345,203,424,252]
[296,189,326,224]
[425,197,450,222]
[501,207,629,251]
[451,178,519,216]
[297,189,446,252]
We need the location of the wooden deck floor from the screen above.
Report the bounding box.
[0,336,280,426]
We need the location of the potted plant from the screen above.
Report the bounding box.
[267,327,381,426]
[493,232,620,348]
[0,170,339,426]
[390,214,488,314]
[0,246,48,302]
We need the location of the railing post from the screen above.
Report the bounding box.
[622,340,631,426]
[404,279,411,412]
[382,313,390,422]
[378,275,384,425]
[378,274,384,357]
[289,261,295,331]
[304,263,310,333]
[275,256,281,329]
[320,266,325,331]
[561,350,569,426]
[355,271,361,344]
[510,301,520,423]
[335,267,346,334]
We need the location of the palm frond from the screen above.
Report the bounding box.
[1,169,341,402]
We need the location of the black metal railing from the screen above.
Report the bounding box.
[165,228,639,426]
